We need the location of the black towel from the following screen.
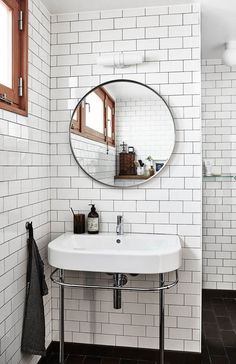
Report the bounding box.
[21,222,48,356]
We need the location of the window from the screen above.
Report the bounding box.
[0,0,28,115]
[84,90,105,135]
[72,87,115,147]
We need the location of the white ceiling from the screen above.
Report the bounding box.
[41,0,236,59]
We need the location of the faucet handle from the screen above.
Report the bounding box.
[116,215,123,235]
[117,215,122,223]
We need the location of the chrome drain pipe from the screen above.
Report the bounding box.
[113,273,128,309]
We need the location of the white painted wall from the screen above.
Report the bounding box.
[0,0,51,363]
[202,58,236,290]
[50,4,202,353]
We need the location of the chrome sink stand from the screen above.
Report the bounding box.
[51,269,179,364]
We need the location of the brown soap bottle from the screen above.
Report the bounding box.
[87,204,99,234]
[149,165,155,176]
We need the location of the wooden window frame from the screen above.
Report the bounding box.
[105,95,115,145]
[71,87,115,147]
[0,0,28,116]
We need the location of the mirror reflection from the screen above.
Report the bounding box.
[70,80,175,187]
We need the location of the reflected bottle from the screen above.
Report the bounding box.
[149,165,155,176]
[137,166,144,175]
[144,164,150,177]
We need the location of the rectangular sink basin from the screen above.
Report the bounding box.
[48,233,182,274]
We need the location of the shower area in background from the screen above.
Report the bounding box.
[202,59,236,291]
[202,59,236,363]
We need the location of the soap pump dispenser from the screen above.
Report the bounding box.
[87,204,99,234]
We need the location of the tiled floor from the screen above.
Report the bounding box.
[41,355,154,364]
[40,290,236,364]
[202,291,236,364]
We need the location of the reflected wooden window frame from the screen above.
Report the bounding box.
[71,87,115,147]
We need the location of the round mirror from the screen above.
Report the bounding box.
[70,79,175,188]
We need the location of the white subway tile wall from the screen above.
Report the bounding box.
[115,98,174,161]
[202,59,236,290]
[71,133,116,185]
[50,4,202,353]
[0,0,51,363]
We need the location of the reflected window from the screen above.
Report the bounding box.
[85,92,104,134]
[71,87,115,147]
[107,105,112,138]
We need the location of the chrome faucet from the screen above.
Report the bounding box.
[116,215,124,235]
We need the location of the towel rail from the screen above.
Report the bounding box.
[50,268,178,292]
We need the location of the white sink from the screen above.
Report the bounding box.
[48,233,182,274]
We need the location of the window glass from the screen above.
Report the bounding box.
[85,93,104,134]
[0,0,12,89]
[72,109,78,123]
[107,105,112,138]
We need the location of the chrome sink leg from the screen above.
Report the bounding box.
[159,273,165,364]
[59,269,65,364]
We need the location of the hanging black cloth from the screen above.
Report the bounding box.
[21,222,48,356]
